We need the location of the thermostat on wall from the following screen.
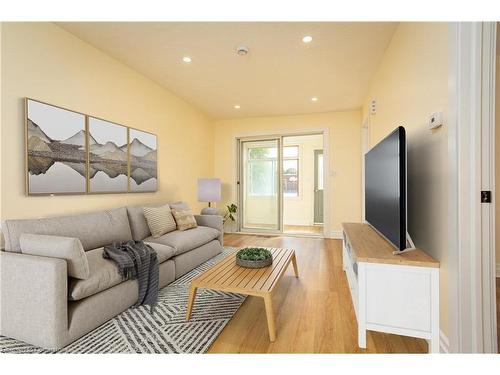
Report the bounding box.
[428,112,443,130]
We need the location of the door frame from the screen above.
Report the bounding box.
[237,136,283,234]
[313,149,324,225]
[235,128,330,238]
[448,21,498,353]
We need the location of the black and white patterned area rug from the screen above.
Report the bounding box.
[0,248,245,354]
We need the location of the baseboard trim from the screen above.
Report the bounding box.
[330,230,343,239]
[440,330,450,353]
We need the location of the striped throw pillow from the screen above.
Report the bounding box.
[171,209,198,231]
[143,204,177,238]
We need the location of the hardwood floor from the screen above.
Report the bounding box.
[283,225,323,235]
[207,233,428,353]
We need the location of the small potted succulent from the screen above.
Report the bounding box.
[236,247,273,269]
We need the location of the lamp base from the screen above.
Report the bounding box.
[201,207,218,215]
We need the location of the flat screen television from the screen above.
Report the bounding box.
[364,126,407,251]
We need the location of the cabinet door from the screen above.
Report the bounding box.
[364,264,431,333]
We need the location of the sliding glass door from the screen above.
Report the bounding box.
[239,138,281,232]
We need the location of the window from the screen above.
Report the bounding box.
[283,146,299,197]
[247,146,277,196]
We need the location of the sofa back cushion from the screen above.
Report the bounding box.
[126,206,152,241]
[20,234,90,279]
[169,201,190,211]
[2,207,132,253]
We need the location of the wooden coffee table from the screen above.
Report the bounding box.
[185,248,298,342]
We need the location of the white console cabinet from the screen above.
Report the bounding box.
[342,223,440,353]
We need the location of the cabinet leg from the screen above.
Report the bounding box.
[429,333,440,353]
[358,324,366,348]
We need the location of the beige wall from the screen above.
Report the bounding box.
[0,23,213,231]
[213,110,362,235]
[362,22,449,335]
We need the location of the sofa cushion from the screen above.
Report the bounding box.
[143,204,177,237]
[143,242,175,263]
[126,206,152,241]
[145,226,220,256]
[20,234,90,279]
[2,207,132,253]
[69,243,175,301]
[69,248,122,301]
[127,204,168,241]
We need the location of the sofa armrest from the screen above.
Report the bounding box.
[0,252,68,349]
[194,215,223,245]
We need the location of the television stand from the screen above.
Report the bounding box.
[342,223,440,353]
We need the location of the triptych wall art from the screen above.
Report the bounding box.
[25,98,158,195]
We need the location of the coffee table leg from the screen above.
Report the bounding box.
[291,253,299,277]
[186,286,198,321]
[263,294,276,342]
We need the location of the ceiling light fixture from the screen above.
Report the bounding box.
[236,46,249,56]
[234,105,241,109]
[302,35,313,43]
[182,56,192,63]
[311,97,318,102]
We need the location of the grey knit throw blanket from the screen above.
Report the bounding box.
[103,240,159,311]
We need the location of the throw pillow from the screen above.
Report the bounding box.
[19,234,90,279]
[143,204,177,238]
[171,209,198,231]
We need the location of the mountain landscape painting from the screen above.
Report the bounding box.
[88,117,128,193]
[129,128,157,192]
[26,99,87,194]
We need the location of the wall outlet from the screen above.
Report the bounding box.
[370,99,377,115]
[428,112,443,130]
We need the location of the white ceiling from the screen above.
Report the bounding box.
[58,22,398,119]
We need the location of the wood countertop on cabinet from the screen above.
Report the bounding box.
[342,223,439,268]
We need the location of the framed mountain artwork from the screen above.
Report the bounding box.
[128,128,157,192]
[88,117,128,193]
[25,98,87,195]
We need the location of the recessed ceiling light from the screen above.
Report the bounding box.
[236,46,249,56]
[302,35,313,43]
[311,97,318,102]
[234,105,241,109]
[182,56,192,63]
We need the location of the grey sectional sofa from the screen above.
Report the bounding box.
[0,203,223,349]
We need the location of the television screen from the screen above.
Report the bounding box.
[364,126,406,251]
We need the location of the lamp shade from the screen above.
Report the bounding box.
[197,178,221,202]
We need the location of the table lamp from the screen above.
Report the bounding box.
[198,178,221,215]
